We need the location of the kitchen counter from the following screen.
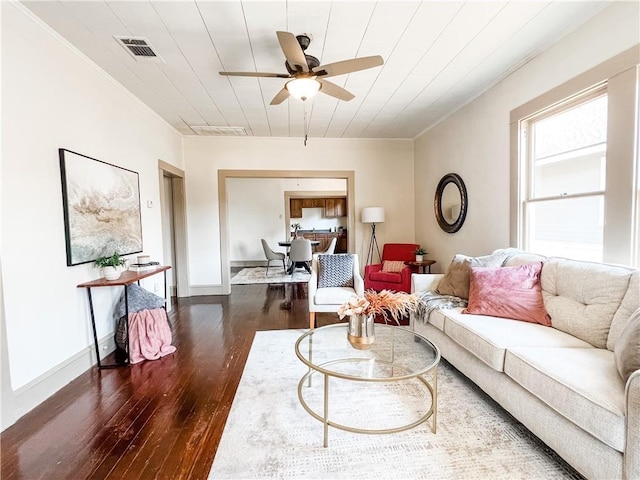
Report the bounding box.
[297,229,346,234]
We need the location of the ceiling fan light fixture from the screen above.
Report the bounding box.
[285,78,321,101]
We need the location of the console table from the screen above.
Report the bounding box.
[77,266,170,369]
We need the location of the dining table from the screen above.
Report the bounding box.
[278,240,320,274]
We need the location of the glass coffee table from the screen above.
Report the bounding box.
[295,323,440,447]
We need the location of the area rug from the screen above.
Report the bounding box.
[208,330,583,479]
[231,267,310,285]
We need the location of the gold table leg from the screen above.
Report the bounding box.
[323,373,329,447]
[432,365,438,433]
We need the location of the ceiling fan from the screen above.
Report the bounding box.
[219,31,383,105]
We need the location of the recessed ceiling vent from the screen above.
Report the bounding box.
[114,36,164,63]
[190,126,248,136]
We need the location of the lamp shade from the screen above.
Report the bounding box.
[285,78,321,101]
[361,207,385,224]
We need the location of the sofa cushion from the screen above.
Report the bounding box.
[614,307,640,382]
[464,263,551,326]
[318,254,354,288]
[420,307,452,332]
[314,286,358,305]
[503,252,547,267]
[608,271,640,351]
[436,252,508,299]
[430,309,449,332]
[382,260,405,273]
[442,310,592,372]
[541,257,633,348]
[369,270,401,284]
[504,347,626,452]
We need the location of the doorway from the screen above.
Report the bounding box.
[218,170,355,294]
[159,160,189,302]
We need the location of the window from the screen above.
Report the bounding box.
[520,90,608,262]
[511,48,640,267]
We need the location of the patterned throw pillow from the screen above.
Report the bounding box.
[318,254,354,288]
[382,260,405,273]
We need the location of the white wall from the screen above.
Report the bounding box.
[184,136,414,290]
[1,4,183,428]
[296,208,348,232]
[227,177,346,262]
[414,1,640,272]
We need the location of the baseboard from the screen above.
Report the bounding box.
[8,334,116,428]
[189,285,226,296]
[230,261,265,268]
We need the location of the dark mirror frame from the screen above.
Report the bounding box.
[434,173,468,233]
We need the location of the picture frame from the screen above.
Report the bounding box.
[59,149,143,266]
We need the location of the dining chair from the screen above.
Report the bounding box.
[288,238,313,275]
[261,239,286,275]
[321,237,337,255]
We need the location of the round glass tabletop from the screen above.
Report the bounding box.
[295,323,440,381]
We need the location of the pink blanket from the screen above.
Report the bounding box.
[127,308,176,364]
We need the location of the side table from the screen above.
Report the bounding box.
[405,260,436,274]
[77,266,171,369]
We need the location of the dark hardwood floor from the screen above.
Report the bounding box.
[1,283,334,480]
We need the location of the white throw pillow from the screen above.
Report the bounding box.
[614,307,640,383]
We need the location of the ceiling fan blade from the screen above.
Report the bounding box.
[276,31,308,73]
[313,55,383,78]
[270,87,290,105]
[318,80,355,102]
[219,71,291,78]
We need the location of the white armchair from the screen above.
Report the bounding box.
[308,254,365,329]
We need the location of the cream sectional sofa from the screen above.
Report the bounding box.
[410,251,639,480]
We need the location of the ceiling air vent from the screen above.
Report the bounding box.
[114,36,164,63]
[190,126,248,136]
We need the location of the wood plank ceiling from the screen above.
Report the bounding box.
[22,1,610,138]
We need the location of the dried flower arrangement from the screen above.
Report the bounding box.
[337,289,425,325]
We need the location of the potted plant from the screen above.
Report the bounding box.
[414,247,427,262]
[338,290,425,349]
[94,252,128,280]
[291,223,302,238]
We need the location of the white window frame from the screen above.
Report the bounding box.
[519,87,608,258]
[509,46,640,267]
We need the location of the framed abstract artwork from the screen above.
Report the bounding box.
[59,149,143,266]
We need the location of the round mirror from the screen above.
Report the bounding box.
[434,173,467,233]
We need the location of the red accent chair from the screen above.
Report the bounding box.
[364,243,419,293]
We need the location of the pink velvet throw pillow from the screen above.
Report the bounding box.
[463,262,551,326]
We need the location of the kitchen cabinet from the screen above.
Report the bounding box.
[336,232,348,253]
[301,198,325,208]
[290,199,303,218]
[324,199,336,217]
[299,231,348,254]
[324,198,347,218]
[315,233,332,253]
[290,197,346,218]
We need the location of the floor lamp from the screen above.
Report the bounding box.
[362,207,385,265]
